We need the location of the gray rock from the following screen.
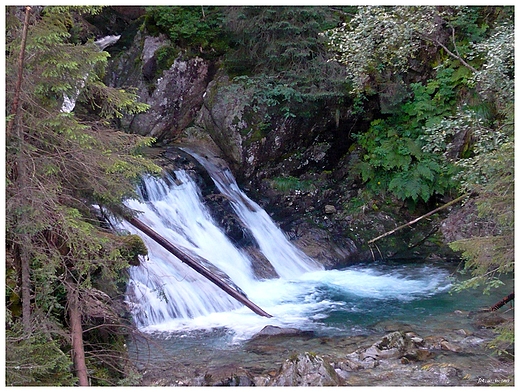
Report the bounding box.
[440,339,463,352]
[345,331,435,365]
[325,204,337,214]
[250,325,314,340]
[109,32,211,142]
[269,353,343,386]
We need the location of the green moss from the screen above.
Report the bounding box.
[120,234,148,266]
[288,353,300,362]
[270,176,315,194]
[155,45,179,75]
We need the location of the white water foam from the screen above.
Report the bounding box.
[187,151,322,277]
[134,264,452,341]
[61,35,121,113]
[118,163,452,338]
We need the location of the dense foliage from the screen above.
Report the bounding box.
[144,6,230,60]
[143,6,351,127]
[222,7,351,123]
[5,6,159,385]
[325,5,514,354]
[326,6,513,205]
[354,66,461,203]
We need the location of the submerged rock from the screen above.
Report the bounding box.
[136,326,514,387]
[473,312,508,329]
[250,325,314,340]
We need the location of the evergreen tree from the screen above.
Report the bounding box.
[5,6,159,385]
[223,6,349,115]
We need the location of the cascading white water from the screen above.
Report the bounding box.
[186,150,323,278]
[119,155,453,338]
[118,170,258,328]
[61,35,121,113]
[94,35,121,51]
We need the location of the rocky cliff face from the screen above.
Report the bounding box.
[102,10,458,267]
[107,31,215,143]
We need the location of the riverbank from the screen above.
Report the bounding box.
[128,298,513,386]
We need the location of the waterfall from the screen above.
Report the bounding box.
[118,159,325,330]
[118,153,452,336]
[61,35,121,113]
[94,35,121,51]
[119,170,257,328]
[186,150,323,278]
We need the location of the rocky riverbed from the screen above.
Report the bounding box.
[130,305,513,387]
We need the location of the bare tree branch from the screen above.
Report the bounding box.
[368,193,470,244]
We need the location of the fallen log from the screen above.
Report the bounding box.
[490,292,514,312]
[368,193,470,245]
[127,217,272,318]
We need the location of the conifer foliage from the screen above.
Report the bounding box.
[5,6,159,385]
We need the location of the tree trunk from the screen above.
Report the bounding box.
[12,6,34,335]
[67,278,89,386]
[128,217,272,318]
[20,244,32,334]
[7,6,31,137]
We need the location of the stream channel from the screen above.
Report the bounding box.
[114,151,514,386]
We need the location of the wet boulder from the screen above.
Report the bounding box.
[250,325,314,340]
[269,352,343,386]
[344,331,435,368]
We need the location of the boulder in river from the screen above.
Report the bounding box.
[344,331,436,367]
[250,325,315,340]
[269,352,343,386]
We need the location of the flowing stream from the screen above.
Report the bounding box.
[114,152,511,383]
[117,153,456,338]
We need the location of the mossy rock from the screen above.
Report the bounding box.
[120,234,148,266]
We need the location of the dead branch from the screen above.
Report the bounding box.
[368,193,470,245]
[489,292,514,312]
[127,217,272,318]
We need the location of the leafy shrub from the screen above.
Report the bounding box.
[353,67,461,203]
[144,6,230,58]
